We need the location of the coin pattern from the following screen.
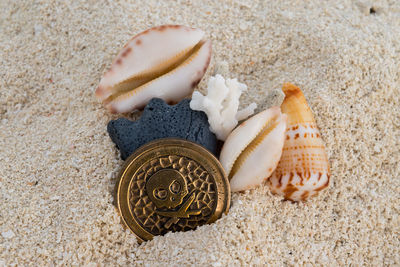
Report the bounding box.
[129,155,216,235]
[117,139,230,241]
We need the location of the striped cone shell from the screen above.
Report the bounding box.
[267,83,330,201]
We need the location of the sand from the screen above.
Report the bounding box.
[0,0,399,266]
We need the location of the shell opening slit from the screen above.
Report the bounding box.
[229,114,280,179]
[103,41,206,105]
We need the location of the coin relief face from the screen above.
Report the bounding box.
[145,169,188,209]
[117,139,230,241]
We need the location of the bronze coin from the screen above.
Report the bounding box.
[117,138,230,242]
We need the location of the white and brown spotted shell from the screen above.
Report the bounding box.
[95,25,212,113]
[267,83,330,201]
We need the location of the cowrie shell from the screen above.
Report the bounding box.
[96,25,212,113]
[220,107,287,192]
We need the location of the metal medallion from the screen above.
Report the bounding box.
[117,138,230,242]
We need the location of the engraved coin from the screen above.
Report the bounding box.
[117,138,230,242]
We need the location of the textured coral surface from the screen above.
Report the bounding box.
[0,0,399,265]
[107,98,217,160]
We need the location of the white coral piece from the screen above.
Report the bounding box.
[190,74,257,141]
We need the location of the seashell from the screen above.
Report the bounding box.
[267,83,330,201]
[95,25,212,113]
[219,107,287,192]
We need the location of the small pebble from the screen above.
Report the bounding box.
[262,88,285,109]
[213,61,230,77]
[239,22,248,31]
[2,230,15,239]
[34,24,43,35]
[107,98,218,160]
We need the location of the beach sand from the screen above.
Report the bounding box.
[0,0,399,265]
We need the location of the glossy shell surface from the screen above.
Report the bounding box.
[219,107,287,192]
[96,25,212,113]
[268,83,330,201]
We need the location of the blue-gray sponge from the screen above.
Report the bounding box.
[107,98,218,160]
